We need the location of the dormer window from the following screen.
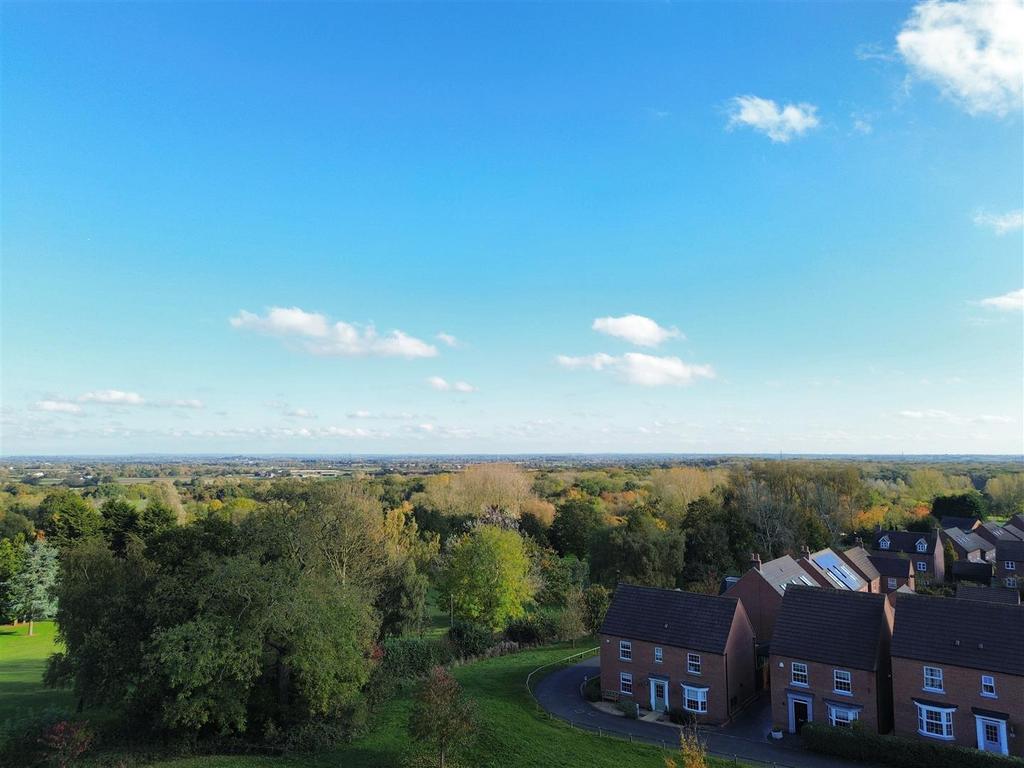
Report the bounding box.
[916,539,927,553]
[879,536,890,550]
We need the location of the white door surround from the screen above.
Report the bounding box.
[975,715,1009,755]
[650,677,669,711]
[787,693,813,734]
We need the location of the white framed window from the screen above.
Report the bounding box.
[687,653,702,675]
[654,646,663,664]
[981,675,996,698]
[916,561,928,572]
[1006,561,1017,571]
[916,539,928,553]
[828,704,859,728]
[791,662,809,687]
[1007,577,1019,588]
[833,669,853,695]
[619,640,632,661]
[887,577,898,589]
[682,684,708,713]
[916,703,954,740]
[619,672,633,695]
[879,536,890,550]
[923,666,944,692]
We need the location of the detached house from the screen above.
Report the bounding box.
[996,540,1024,590]
[724,554,819,641]
[798,547,869,592]
[872,529,944,584]
[891,594,1024,758]
[837,544,882,593]
[869,553,916,594]
[976,520,1023,548]
[770,586,893,734]
[941,527,994,563]
[599,583,757,724]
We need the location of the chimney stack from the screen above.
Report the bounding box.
[855,536,864,548]
[800,545,811,559]
[750,552,762,572]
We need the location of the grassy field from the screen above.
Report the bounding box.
[0,621,73,722]
[0,624,741,768]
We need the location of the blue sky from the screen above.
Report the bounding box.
[2,1,1022,455]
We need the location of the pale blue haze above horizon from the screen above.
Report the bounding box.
[2,1,1022,455]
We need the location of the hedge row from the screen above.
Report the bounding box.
[801,722,1024,768]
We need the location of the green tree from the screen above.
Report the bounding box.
[549,497,603,559]
[8,539,58,635]
[0,509,34,541]
[409,666,476,768]
[589,510,686,588]
[439,525,535,631]
[932,492,989,520]
[40,490,103,547]
[582,584,611,635]
[0,535,26,623]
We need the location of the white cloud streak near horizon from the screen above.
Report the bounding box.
[898,409,1012,425]
[591,314,681,347]
[726,96,820,142]
[427,376,476,392]
[557,352,715,387]
[974,209,1024,235]
[230,306,437,358]
[979,288,1024,311]
[897,0,1024,116]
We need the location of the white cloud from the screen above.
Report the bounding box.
[162,399,204,409]
[347,409,418,420]
[898,409,1012,424]
[855,42,899,62]
[979,288,1024,311]
[557,352,715,387]
[286,408,316,419]
[974,209,1024,234]
[427,376,476,393]
[897,0,1024,116]
[851,114,874,134]
[34,400,82,414]
[78,389,145,405]
[230,306,437,358]
[436,332,460,347]
[726,96,820,142]
[592,314,681,347]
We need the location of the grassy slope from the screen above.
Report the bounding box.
[0,621,74,722]
[157,643,740,768]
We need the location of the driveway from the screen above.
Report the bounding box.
[532,658,878,768]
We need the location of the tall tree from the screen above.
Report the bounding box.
[549,497,603,559]
[40,490,103,547]
[409,667,476,768]
[8,539,58,635]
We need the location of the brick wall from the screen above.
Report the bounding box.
[724,570,781,641]
[891,656,1024,757]
[769,655,887,733]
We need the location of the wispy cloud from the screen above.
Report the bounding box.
[855,42,898,62]
[79,389,145,405]
[973,209,1024,235]
[726,96,820,142]
[557,352,714,387]
[978,288,1024,312]
[897,0,1024,116]
[230,306,437,358]
[427,376,476,393]
[436,332,460,348]
[592,314,681,347]
[898,409,1012,425]
[33,400,83,414]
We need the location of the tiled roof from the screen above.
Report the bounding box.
[772,586,888,671]
[950,560,992,583]
[804,549,866,590]
[872,529,937,555]
[943,527,993,555]
[940,516,980,531]
[956,584,1021,606]
[756,554,820,596]
[868,553,914,578]
[977,521,1024,546]
[996,539,1024,561]
[892,594,1024,676]
[600,583,741,654]
[838,545,880,582]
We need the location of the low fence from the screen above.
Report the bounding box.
[525,648,798,768]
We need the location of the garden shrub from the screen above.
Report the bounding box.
[583,676,601,702]
[801,722,1024,768]
[616,701,639,720]
[667,707,695,727]
[504,609,560,645]
[448,621,493,658]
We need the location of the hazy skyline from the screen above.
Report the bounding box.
[2,1,1022,455]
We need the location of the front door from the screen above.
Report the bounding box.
[651,680,668,712]
[977,718,1008,755]
[789,697,811,734]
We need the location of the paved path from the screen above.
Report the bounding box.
[532,658,878,768]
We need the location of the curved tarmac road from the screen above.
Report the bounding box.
[532,658,877,768]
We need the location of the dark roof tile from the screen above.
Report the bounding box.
[956,584,1021,606]
[872,530,937,555]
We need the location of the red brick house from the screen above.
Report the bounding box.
[770,586,893,735]
[976,520,1023,549]
[871,529,944,584]
[941,526,994,563]
[724,554,819,641]
[996,540,1024,590]
[891,594,1024,758]
[599,583,757,725]
[798,547,870,592]
[869,553,916,594]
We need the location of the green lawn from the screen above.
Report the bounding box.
[0,624,742,768]
[0,621,73,722]
[154,644,742,768]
